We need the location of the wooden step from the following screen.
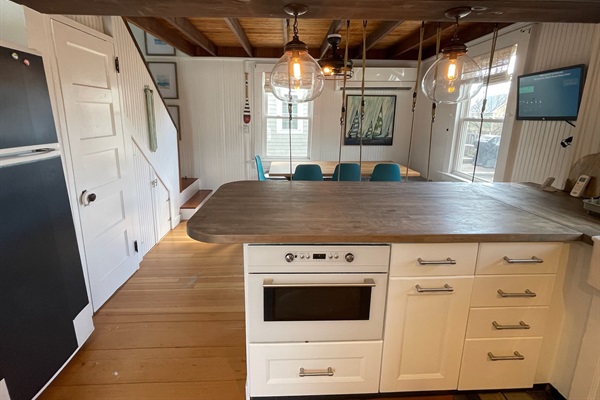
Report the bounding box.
[181,190,212,209]
[180,177,199,193]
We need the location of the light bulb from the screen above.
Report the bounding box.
[447,58,457,80]
[292,56,302,80]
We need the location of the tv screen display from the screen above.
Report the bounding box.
[516,64,585,121]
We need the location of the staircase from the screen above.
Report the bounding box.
[179,178,212,220]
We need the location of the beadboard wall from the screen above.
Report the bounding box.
[63,15,104,33]
[509,23,600,187]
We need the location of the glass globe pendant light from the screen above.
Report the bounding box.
[270,4,325,103]
[422,7,483,104]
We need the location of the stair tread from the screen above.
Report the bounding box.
[181,189,212,209]
[180,177,199,192]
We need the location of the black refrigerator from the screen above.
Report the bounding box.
[0,45,91,399]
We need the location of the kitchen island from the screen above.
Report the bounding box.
[187,181,599,399]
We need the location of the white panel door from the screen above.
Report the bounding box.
[380,276,473,392]
[52,21,138,310]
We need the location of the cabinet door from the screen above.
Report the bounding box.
[380,277,473,392]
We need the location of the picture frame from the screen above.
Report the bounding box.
[148,62,179,99]
[344,95,396,146]
[145,32,176,56]
[167,105,181,141]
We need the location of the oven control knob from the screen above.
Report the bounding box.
[345,253,355,263]
[285,253,295,263]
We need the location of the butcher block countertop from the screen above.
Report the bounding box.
[187,181,599,244]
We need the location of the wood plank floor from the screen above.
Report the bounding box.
[40,222,552,400]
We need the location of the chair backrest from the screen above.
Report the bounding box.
[254,155,266,181]
[332,163,361,181]
[293,164,323,181]
[369,163,402,182]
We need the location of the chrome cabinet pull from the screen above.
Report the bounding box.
[492,320,531,330]
[417,257,456,265]
[263,278,375,288]
[503,256,543,264]
[488,351,525,361]
[415,283,454,293]
[497,289,536,297]
[299,367,334,377]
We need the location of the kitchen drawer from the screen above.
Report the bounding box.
[458,337,543,390]
[247,341,382,396]
[466,307,549,338]
[471,275,555,307]
[390,243,478,277]
[476,243,563,275]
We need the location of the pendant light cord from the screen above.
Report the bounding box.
[471,24,499,183]
[425,23,442,181]
[405,22,425,182]
[358,20,367,170]
[337,20,351,181]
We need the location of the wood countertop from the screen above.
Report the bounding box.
[187,181,598,244]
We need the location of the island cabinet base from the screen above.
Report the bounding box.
[247,341,383,397]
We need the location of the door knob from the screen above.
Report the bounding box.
[87,193,97,203]
[80,190,97,206]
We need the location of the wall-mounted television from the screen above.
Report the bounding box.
[516,64,585,121]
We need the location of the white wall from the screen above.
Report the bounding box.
[0,0,27,46]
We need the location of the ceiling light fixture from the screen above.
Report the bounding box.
[421,7,483,104]
[270,3,324,103]
[318,34,353,78]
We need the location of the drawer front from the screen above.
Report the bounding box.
[466,307,549,338]
[458,337,543,390]
[471,275,555,307]
[248,341,382,396]
[476,243,563,275]
[390,243,478,277]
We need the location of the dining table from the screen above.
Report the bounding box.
[268,160,421,179]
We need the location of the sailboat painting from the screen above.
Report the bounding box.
[344,95,396,145]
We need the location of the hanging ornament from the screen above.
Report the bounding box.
[243,72,251,124]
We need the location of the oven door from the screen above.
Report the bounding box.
[247,273,387,343]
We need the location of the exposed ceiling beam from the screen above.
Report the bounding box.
[421,22,510,59]
[224,18,253,57]
[319,20,345,59]
[163,17,217,56]
[282,19,289,48]
[354,21,403,59]
[126,17,198,56]
[388,22,454,58]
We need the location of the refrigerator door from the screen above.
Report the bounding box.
[0,155,89,400]
[0,45,58,151]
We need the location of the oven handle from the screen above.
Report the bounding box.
[262,278,376,288]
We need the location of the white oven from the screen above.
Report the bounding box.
[245,245,390,343]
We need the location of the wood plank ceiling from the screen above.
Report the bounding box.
[13,0,600,60]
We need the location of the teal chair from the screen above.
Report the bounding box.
[332,163,361,181]
[293,164,323,181]
[369,163,402,182]
[254,155,267,181]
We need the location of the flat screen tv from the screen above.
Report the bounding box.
[516,64,585,121]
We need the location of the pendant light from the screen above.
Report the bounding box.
[318,34,353,78]
[270,4,325,104]
[421,7,483,104]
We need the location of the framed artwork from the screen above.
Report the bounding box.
[145,32,176,56]
[167,105,181,141]
[148,62,178,99]
[344,95,396,146]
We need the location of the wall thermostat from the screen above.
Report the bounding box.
[570,175,591,197]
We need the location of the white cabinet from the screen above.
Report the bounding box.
[380,276,473,392]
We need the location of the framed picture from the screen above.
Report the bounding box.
[148,62,178,99]
[167,105,181,141]
[145,32,176,56]
[344,95,396,146]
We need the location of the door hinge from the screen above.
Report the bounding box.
[134,240,139,253]
[115,56,120,73]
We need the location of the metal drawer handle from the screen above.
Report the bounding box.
[488,351,525,361]
[415,283,454,293]
[492,320,531,330]
[417,257,456,265]
[503,256,543,264]
[299,367,334,377]
[263,278,375,288]
[497,289,536,298]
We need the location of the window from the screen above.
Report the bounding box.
[452,45,517,182]
[262,72,312,159]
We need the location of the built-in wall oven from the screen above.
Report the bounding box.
[245,245,390,343]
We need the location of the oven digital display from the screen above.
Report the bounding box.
[312,253,326,260]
